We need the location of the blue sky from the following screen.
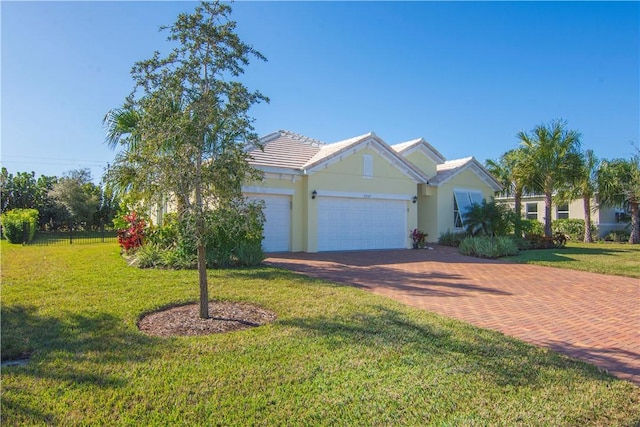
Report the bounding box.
[2,1,639,183]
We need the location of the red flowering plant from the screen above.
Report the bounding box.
[117,211,146,252]
[410,228,428,248]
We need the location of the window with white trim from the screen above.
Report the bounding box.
[556,204,569,219]
[526,203,538,220]
[363,155,373,178]
[453,190,484,228]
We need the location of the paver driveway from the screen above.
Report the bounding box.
[266,246,640,385]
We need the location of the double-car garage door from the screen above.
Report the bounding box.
[251,194,408,252]
[317,197,407,251]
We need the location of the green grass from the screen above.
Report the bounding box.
[2,242,639,426]
[505,242,640,278]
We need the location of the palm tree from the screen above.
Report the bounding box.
[518,119,582,237]
[485,147,538,237]
[556,149,599,242]
[463,199,511,237]
[597,155,640,244]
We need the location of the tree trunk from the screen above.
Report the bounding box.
[630,202,640,244]
[544,190,553,238]
[583,196,593,243]
[197,243,209,318]
[514,189,523,238]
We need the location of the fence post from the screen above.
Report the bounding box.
[69,223,73,245]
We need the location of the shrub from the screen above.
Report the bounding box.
[117,212,146,252]
[523,232,567,249]
[604,230,630,242]
[235,240,266,267]
[520,219,545,236]
[552,218,597,241]
[458,236,519,259]
[438,230,467,247]
[1,209,39,244]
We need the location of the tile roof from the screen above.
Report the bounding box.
[392,138,446,164]
[429,157,474,185]
[248,130,323,169]
[303,132,374,169]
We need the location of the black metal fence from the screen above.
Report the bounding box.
[7,222,119,246]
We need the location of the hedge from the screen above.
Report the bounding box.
[1,209,39,244]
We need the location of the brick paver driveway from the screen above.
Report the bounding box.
[266,246,640,385]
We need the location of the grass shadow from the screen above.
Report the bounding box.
[278,304,611,388]
[1,304,166,424]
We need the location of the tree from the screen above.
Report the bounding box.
[1,169,38,213]
[49,169,100,229]
[597,155,640,244]
[518,119,582,237]
[556,149,599,242]
[463,199,512,238]
[106,1,268,318]
[485,148,537,237]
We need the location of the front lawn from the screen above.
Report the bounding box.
[505,242,640,278]
[2,242,639,426]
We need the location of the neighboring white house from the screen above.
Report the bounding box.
[495,194,629,238]
[243,130,502,252]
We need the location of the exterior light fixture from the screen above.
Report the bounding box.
[412,196,418,204]
[312,190,317,199]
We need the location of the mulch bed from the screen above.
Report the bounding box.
[138,301,277,337]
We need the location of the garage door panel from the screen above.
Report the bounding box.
[317,197,407,251]
[248,195,290,252]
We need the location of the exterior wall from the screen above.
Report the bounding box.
[403,151,438,178]
[417,184,439,242]
[305,148,418,252]
[435,169,495,236]
[497,195,629,238]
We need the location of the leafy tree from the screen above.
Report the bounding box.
[463,199,512,238]
[49,169,100,229]
[555,149,599,242]
[1,169,38,212]
[485,148,538,237]
[518,119,582,237]
[106,1,268,318]
[597,155,640,244]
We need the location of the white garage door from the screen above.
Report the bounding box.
[248,195,290,252]
[317,198,407,251]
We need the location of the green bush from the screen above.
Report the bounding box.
[552,218,597,241]
[458,236,519,259]
[438,230,468,247]
[1,209,39,244]
[604,230,630,242]
[520,219,545,236]
[133,198,265,269]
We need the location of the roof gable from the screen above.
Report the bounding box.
[431,157,502,191]
[392,138,446,164]
[303,132,429,183]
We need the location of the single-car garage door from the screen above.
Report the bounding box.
[248,194,290,252]
[317,197,407,251]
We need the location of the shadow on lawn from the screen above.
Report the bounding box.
[1,304,165,424]
[509,245,631,263]
[280,304,617,388]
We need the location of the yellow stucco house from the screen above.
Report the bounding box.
[243,130,501,252]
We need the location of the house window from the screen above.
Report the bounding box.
[556,204,569,219]
[363,155,373,178]
[526,203,538,220]
[453,190,483,228]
